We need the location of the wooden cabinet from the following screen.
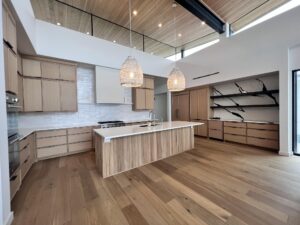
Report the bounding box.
[22,59,41,77]
[132,77,154,111]
[41,61,60,79]
[10,168,21,200]
[193,119,208,137]
[145,89,154,110]
[190,87,211,120]
[23,78,42,112]
[60,64,76,81]
[60,81,77,111]
[246,123,279,150]
[4,46,18,94]
[172,93,190,121]
[42,80,61,111]
[2,3,17,53]
[19,133,35,181]
[67,126,93,153]
[224,122,247,144]
[208,120,223,140]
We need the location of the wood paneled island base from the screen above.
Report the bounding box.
[94,122,200,178]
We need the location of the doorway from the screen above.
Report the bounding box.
[293,70,300,155]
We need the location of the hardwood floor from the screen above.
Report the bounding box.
[11,137,300,225]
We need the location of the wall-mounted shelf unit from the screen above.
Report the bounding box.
[210,90,279,99]
[211,104,279,109]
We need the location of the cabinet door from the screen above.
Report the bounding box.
[42,80,61,111]
[197,120,208,137]
[23,78,42,112]
[134,88,146,110]
[18,75,23,111]
[60,81,77,111]
[145,89,154,110]
[22,59,41,77]
[2,4,7,42]
[6,11,17,52]
[198,87,209,119]
[178,94,190,121]
[60,64,76,81]
[4,46,18,95]
[145,78,154,89]
[190,90,199,120]
[41,62,60,79]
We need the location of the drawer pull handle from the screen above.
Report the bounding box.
[10,175,18,181]
[24,159,28,164]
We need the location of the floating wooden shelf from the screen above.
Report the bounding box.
[210,90,279,99]
[211,104,279,109]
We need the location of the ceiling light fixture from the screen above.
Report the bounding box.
[158,23,162,28]
[201,21,205,25]
[86,32,90,35]
[56,22,61,26]
[167,3,186,92]
[178,33,182,37]
[120,0,143,87]
[113,40,116,43]
[133,10,138,16]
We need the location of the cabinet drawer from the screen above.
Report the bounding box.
[36,129,67,138]
[208,120,223,130]
[19,136,30,150]
[68,127,92,135]
[224,122,246,128]
[37,136,67,148]
[224,134,246,144]
[247,137,278,150]
[224,127,246,136]
[10,168,21,200]
[20,146,30,164]
[209,129,223,140]
[68,133,92,144]
[69,141,92,152]
[20,156,31,180]
[247,129,278,140]
[37,145,68,159]
[247,123,278,131]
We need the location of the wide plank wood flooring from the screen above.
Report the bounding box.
[11,137,300,225]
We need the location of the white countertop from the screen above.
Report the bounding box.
[94,121,203,140]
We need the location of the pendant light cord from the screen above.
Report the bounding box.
[129,0,132,49]
[173,3,177,64]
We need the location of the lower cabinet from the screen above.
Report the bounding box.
[10,168,21,200]
[193,120,208,137]
[224,122,247,144]
[208,120,223,140]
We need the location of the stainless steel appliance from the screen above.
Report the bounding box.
[97,120,125,128]
[6,92,20,176]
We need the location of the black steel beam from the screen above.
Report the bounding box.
[175,0,225,34]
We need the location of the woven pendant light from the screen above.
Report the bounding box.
[120,0,143,87]
[167,3,185,92]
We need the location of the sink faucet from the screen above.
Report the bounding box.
[149,111,156,123]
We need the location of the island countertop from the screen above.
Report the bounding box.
[94,121,203,140]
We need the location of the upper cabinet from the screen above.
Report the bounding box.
[190,87,211,120]
[132,76,155,111]
[22,59,41,77]
[20,56,77,112]
[60,64,76,81]
[95,66,128,104]
[2,2,17,53]
[41,62,60,79]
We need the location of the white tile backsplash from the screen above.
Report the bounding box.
[19,66,150,129]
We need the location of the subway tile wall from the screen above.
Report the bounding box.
[18,66,150,129]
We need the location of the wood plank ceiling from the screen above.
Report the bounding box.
[30,0,290,57]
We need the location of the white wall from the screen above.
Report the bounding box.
[178,6,300,156]
[0,3,13,225]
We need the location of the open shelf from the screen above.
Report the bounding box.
[210,90,279,99]
[211,104,279,109]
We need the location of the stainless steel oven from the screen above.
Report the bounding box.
[6,92,20,177]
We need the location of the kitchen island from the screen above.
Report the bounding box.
[94,121,202,178]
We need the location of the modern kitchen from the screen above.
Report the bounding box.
[1,0,300,225]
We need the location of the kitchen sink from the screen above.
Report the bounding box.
[139,123,160,127]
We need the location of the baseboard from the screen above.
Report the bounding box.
[4,211,14,225]
[278,150,293,156]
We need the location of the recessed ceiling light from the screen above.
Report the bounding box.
[113,40,116,43]
[158,23,162,28]
[178,33,182,37]
[133,10,138,16]
[134,46,136,49]
[86,32,90,35]
[151,52,154,55]
[56,22,61,26]
[201,21,205,25]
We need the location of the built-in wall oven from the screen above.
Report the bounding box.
[6,92,20,176]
